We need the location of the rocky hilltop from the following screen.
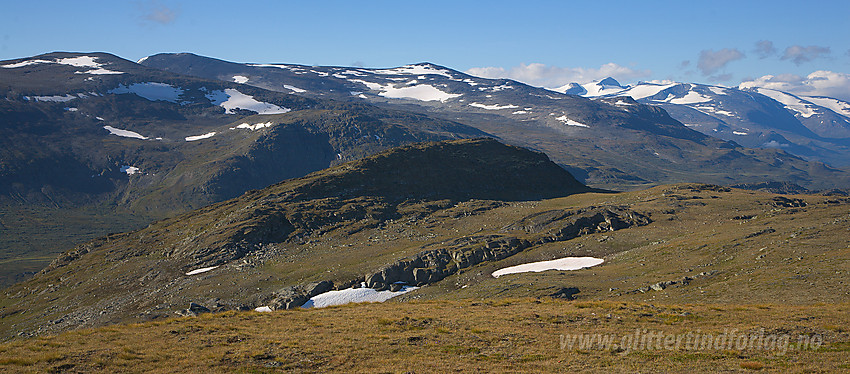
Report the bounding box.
[0,52,486,286]
[0,138,602,337]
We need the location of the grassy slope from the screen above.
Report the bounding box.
[2,139,849,371]
[2,183,848,342]
[409,184,850,305]
[0,301,847,372]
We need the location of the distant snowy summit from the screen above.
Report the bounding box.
[554,77,850,166]
[137,52,850,168]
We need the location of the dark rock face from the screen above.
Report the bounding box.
[771,196,807,208]
[175,302,211,317]
[265,205,651,310]
[549,287,581,300]
[156,138,596,271]
[731,181,811,195]
[4,138,613,334]
[359,206,650,290]
[267,280,334,310]
[291,138,594,203]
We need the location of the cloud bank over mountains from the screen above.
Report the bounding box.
[465,38,846,102]
[740,71,850,102]
[465,63,650,89]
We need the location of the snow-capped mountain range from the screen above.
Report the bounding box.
[141,53,850,168]
[555,78,850,165]
[3,51,850,287]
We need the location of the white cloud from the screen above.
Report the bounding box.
[697,48,745,75]
[781,45,830,65]
[644,79,677,85]
[140,1,178,25]
[754,40,776,59]
[739,70,850,102]
[464,62,650,88]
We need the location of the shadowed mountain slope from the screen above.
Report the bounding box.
[0,52,487,287]
[0,138,595,338]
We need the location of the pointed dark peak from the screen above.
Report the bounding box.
[598,77,623,87]
[562,83,588,96]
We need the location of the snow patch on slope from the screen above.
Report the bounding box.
[555,115,589,128]
[575,79,627,97]
[755,88,817,118]
[232,122,273,131]
[205,88,290,114]
[185,266,219,276]
[58,56,124,74]
[380,84,459,102]
[469,102,519,110]
[120,166,141,175]
[371,64,454,78]
[185,132,216,141]
[492,257,604,278]
[28,94,78,102]
[349,79,459,102]
[620,83,677,100]
[804,96,850,118]
[668,91,711,105]
[2,55,123,74]
[109,82,183,102]
[2,59,53,68]
[693,105,736,117]
[232,75,249,84]
[56,56,100,68]
[301,285,419,309]
[283,85,306,93]
[103,126,148,140]
[709,86,728,95]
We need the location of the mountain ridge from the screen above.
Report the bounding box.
[557,77,850,166]
[139,52,850,191]
[0,52,487,287]
[3,138,849,343]
[1,138,600,338]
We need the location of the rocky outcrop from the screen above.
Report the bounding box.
[771,196,807,208]
[266,280,334,310]
[549,287,580,300]
[262,206,651,310]
[175,302,211,317]
[500,206,651,238]
[356,207,650,297]
[634,271,717,293]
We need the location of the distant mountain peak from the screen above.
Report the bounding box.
[598,77,623,87]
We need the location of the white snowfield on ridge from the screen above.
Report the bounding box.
[348,78,460,102]
[2,55,124,75]
[554,77,850,123]
[109,82,184,103]
[204,88,291,115]
[246,62,484,103]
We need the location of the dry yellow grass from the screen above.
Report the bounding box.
[1,299,848,373]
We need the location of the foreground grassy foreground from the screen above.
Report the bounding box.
[1,299,848,373]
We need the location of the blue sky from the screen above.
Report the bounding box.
[2,0,849,97]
